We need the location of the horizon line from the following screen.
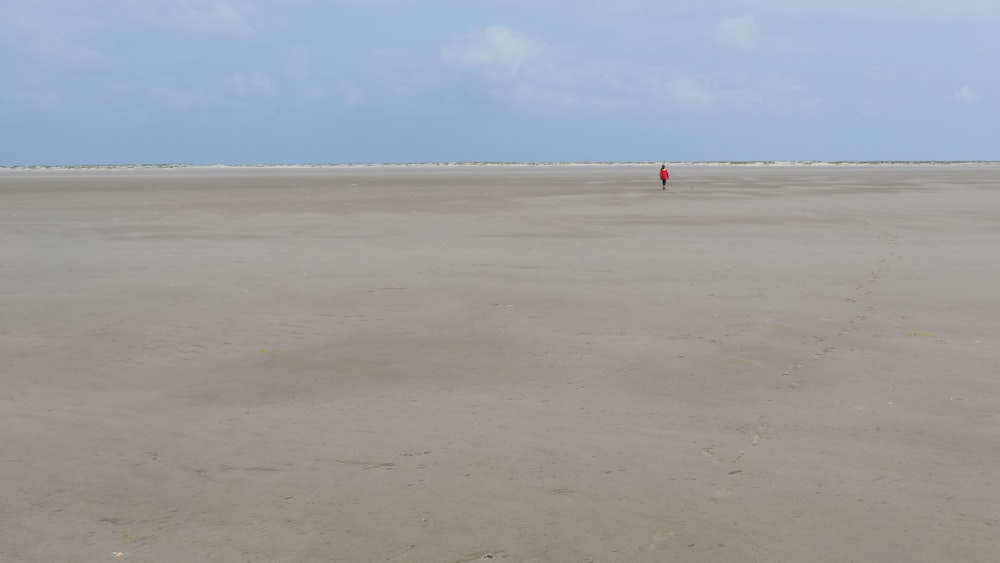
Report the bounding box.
[4,160,1000,171]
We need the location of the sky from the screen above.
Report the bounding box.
[1,0,997,165]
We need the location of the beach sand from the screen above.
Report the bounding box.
[2,164,998,562]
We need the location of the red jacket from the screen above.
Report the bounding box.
[659,168,669,180]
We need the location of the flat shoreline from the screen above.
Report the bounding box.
[3,165,998,562]
[4,160,1000,172]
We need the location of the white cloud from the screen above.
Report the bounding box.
[158,1,253,38]
[0,7,104,67]
[442,25,544,79]
[657,72,814,111]
[439,24,819,113]
[150,84,217,111]
[232,71,274,97]
[661,76,719,106]
[441,25,604,108]
[713,16,761,53]
[695,0,999,20]
[954,85,979,104]
[32,35,103,67]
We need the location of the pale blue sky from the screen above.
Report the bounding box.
[1,0,997,165]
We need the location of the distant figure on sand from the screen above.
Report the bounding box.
[659,164,670,189]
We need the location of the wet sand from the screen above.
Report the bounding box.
[2,164,998,562]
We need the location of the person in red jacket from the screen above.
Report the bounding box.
[659,164,670,189]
